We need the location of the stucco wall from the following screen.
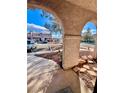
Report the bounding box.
[27,0,97,69]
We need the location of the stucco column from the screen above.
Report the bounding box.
[62,35,81,69]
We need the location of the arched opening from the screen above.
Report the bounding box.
[27,8,64,67]
[80,22,97,59]
[73,22,97,92]
[27,1,97,93]
[27,7,81,93]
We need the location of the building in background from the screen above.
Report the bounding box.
[27,32,52,43]
[27,24,52,43]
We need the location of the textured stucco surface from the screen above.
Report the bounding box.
[27,0,97,69]
[63,35,81,69]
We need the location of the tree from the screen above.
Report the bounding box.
[40,10,55,20]
[41,10,63,35]
[82,28,95,43]
[44,23,51,30]
[51,22,62,33]
[44,21,62,34]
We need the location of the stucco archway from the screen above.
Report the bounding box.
[79,21,97,60]
[27,0,97,69]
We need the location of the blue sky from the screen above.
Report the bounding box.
[82,22,97,34]
[27,9,96,37]
[27,9,52,26]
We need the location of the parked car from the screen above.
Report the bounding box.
[27,40,37,52]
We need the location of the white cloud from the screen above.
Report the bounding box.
[27,23,50,34]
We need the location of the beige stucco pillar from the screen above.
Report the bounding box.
[63,35,81,69]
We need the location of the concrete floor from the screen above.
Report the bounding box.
[27,54,81,93]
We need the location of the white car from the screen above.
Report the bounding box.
[27,40,37,52]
